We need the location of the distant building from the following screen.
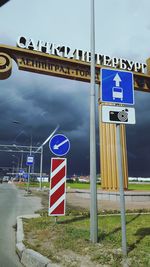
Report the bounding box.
[69,175,90,183]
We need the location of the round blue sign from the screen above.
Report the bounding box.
[49,134,70,156]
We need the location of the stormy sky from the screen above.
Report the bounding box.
[0,0,150,177]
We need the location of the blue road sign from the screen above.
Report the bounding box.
[101,68,134,105]
[26,155,34,166]
[19,169,24,175]
[49,134,70,156]
[23,173,28,179]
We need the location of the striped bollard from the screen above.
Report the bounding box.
[49,158,67,216]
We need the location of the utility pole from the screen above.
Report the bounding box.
[90,0,98,243]
[39,146,43,190]
[27,145,32,193]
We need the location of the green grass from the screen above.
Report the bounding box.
[68,182,150,190]
[23,212,150,266]
[66,182,91,189]
[68,182,150,191]
[16,182,45,188]
[16,181,150,191]
[128,183,150,191]
[16,181,93,189]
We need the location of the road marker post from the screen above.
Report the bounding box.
[48,158,67,216]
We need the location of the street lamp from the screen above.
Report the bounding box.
[12,121,33,147]
[20,151,24,169]
[36,125,59,190]
[12,154,20,175]
[12,146,24,176]
[12,160,17,177]
[12,121,33,176]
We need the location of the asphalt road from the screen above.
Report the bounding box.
[0,182,42,267]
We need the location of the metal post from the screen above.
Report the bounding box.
[27,165,30,193]
[16,156,19,178]
[12,164,15,178]
[27,146,32,193]
[20,152,23,169]
[90,0,98,243]
[39,146,43,190]
[116,124,127,256]
[19,152,23,180]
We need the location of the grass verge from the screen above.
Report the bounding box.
[128,183,150,191]
[22,191,150,267]
[16,182,150,191]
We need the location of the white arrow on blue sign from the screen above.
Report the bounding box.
[49,134,70,156]
[100,68,134,105]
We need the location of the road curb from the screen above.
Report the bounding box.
[16,214,60,267]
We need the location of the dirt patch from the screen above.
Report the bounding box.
[66,189,150,212]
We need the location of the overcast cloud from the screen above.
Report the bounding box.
[0,0,150,176]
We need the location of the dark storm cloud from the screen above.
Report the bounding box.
[0,65,98,175]
[1,43,150,177]
[126,90,150,176]
[0,66,90,137]
[1,64,150,176]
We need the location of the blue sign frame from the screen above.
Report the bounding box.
[100,68,134,105]
[49,134,70,156]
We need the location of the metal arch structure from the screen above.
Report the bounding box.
[0,144,41,154]
[1,43,150,190]
[0,144,42,178]
[0,44,150,92]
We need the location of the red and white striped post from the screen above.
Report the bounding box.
[49,158,67,216]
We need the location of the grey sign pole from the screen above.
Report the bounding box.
[39,146,43,190]
[27,146,32,194]
[27,164,30,193]
[90,0,98,243]
[116,124,127,256]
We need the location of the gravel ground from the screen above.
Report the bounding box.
[66,189,150,211]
